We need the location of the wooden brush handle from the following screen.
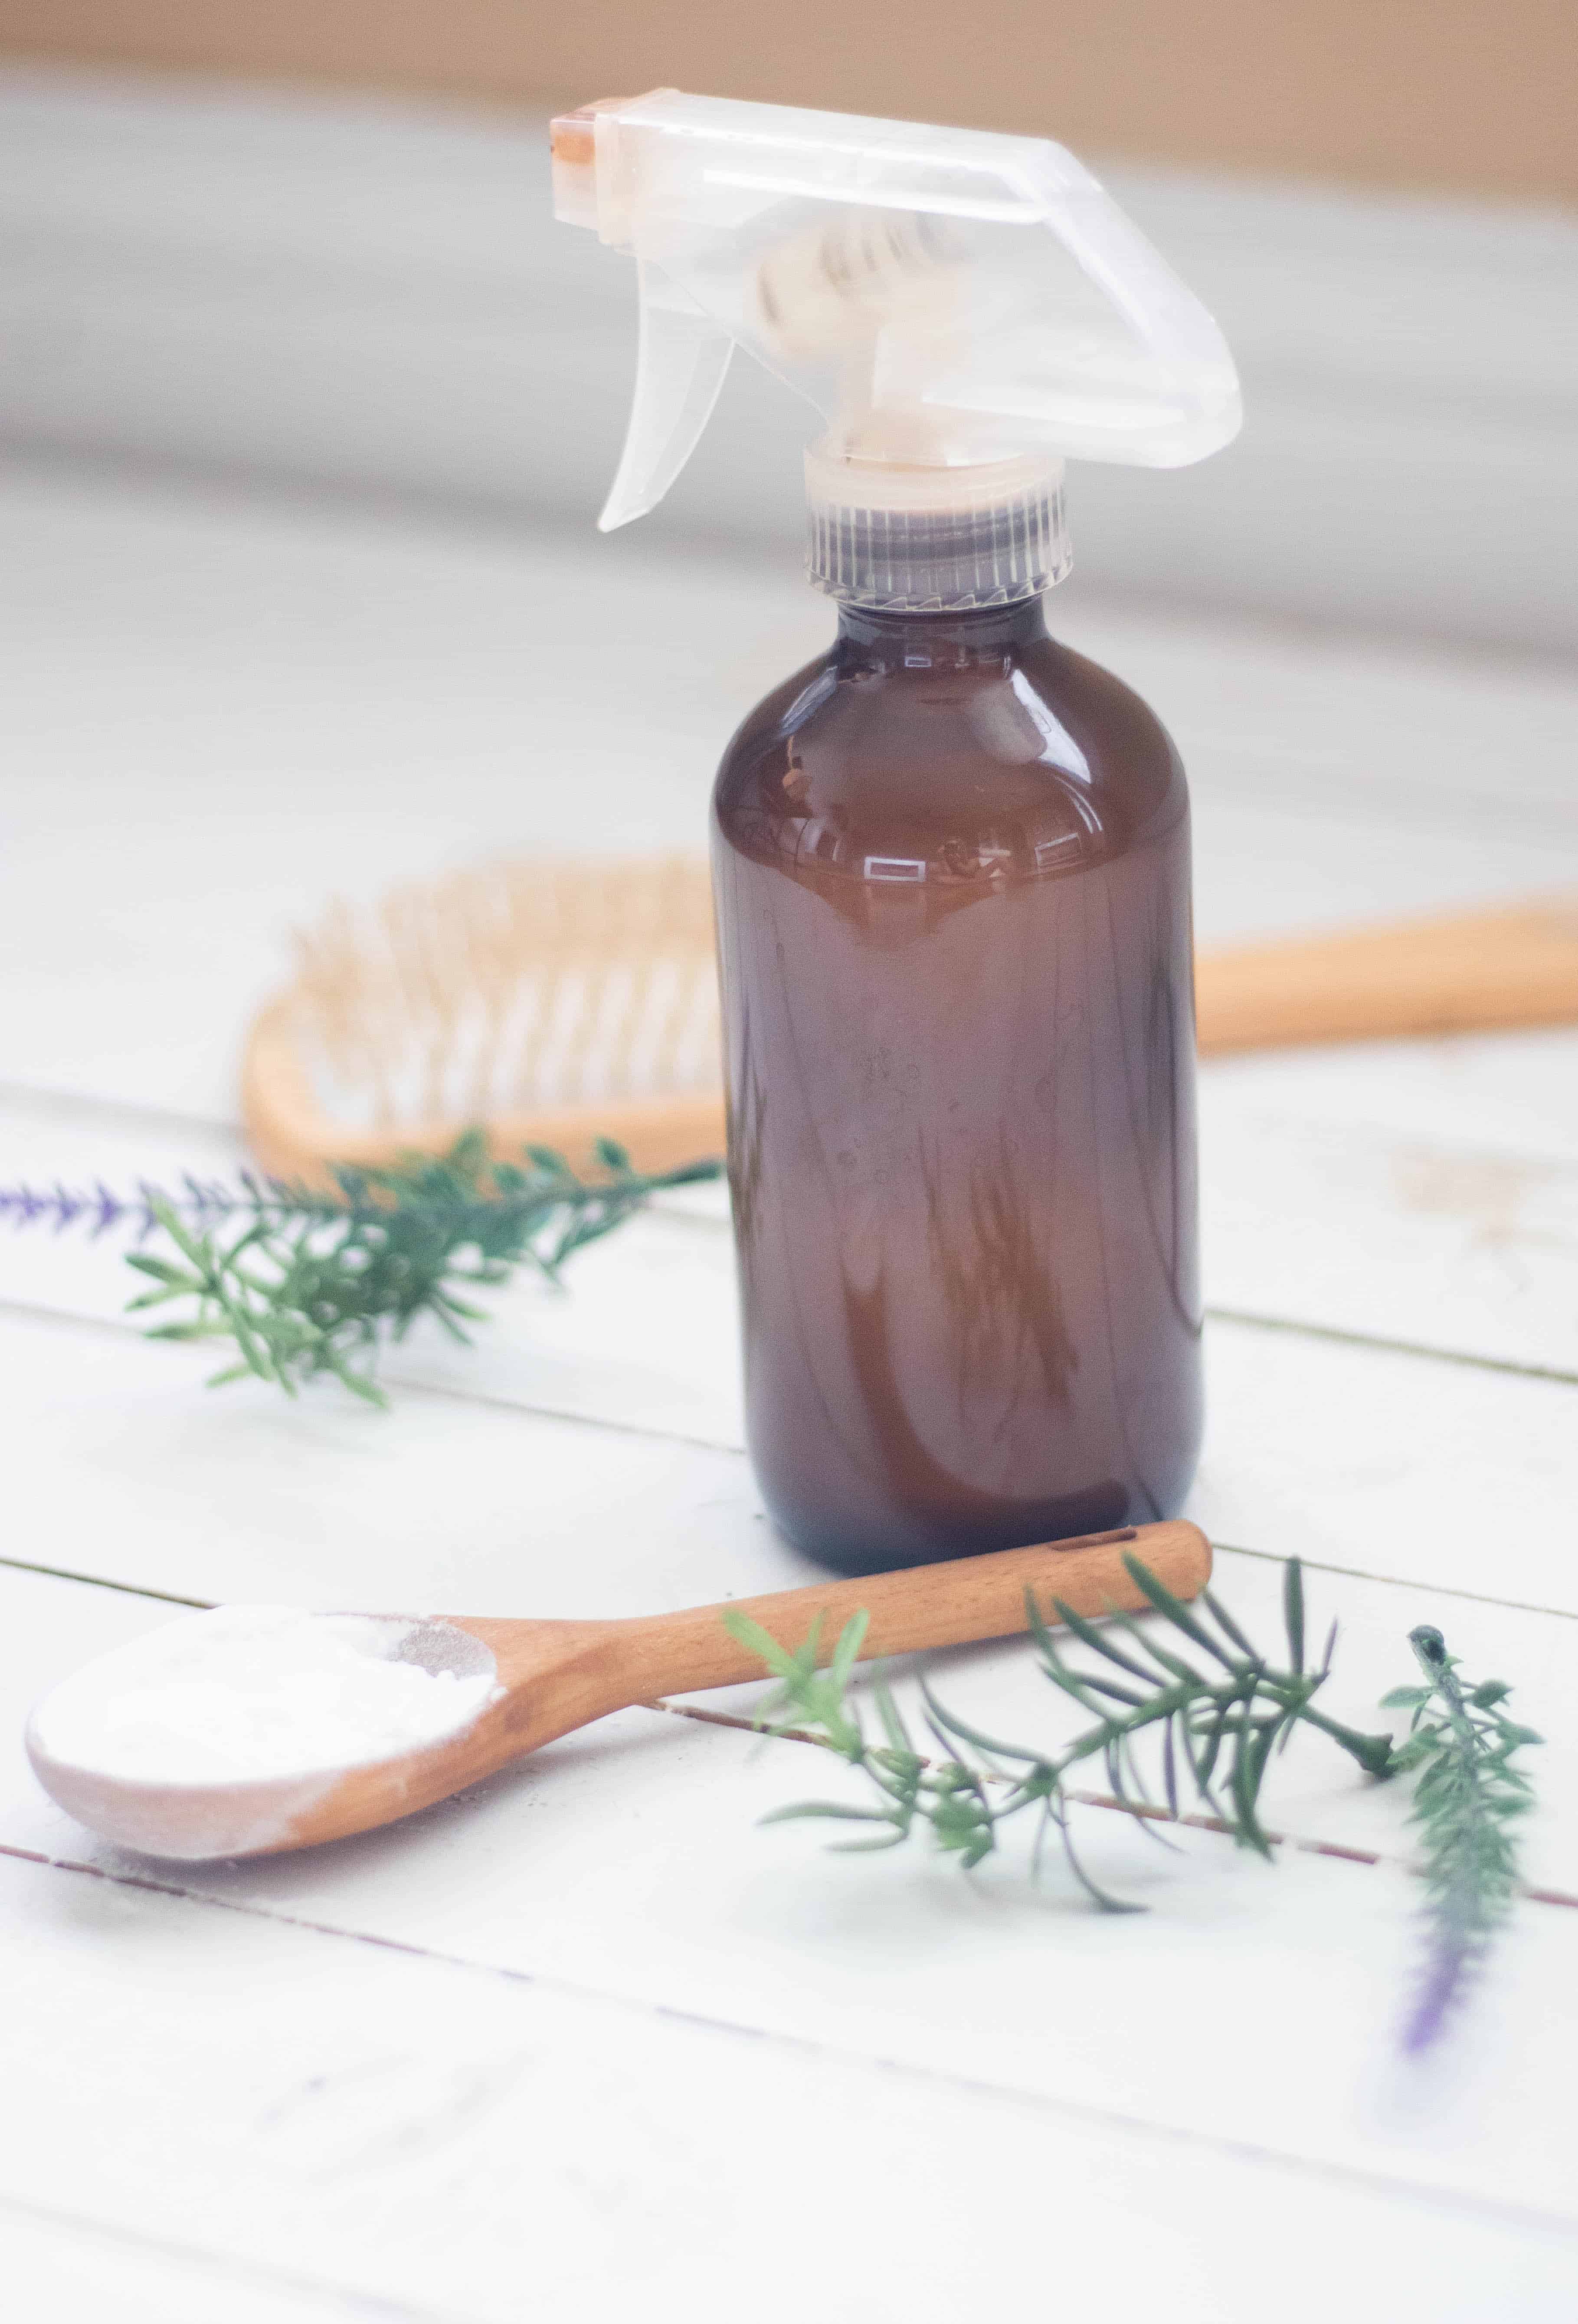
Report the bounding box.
[609,1520,1211,1699]
[1196,898,1578,1055]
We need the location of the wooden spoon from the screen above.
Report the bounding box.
[26,1520,1208,1863]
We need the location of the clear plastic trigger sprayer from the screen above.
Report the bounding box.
[551,89,1241,604]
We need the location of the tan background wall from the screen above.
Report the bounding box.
[2,0,1575,206]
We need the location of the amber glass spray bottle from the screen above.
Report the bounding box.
[553,90,1241,1574]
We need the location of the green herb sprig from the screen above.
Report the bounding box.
[728,1569,1540,2051]
[725,1554,1394,1912]
[122,1131,721,1405]
[1384,1627,1541,2052]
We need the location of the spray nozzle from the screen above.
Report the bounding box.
[551,91,1241,607]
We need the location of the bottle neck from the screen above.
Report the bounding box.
[834,595,1050,671]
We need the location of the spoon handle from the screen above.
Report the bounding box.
[610,1519,1210,1700]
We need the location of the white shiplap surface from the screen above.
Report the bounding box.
[1,451,1577,2322]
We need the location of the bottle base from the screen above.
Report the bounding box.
[765,1476,1174,1579]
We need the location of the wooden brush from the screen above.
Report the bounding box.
[242,865,1578,1184]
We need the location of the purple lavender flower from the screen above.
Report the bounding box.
[1385,1627,1539,2054]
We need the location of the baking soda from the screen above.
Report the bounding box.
[31,1606,498,1785]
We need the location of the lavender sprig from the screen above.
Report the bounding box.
[0,1172,332,1240]
[3,1133,722,1404]
[1382,1628,1540,2053]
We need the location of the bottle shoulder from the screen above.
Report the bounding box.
[713,630,1186,881]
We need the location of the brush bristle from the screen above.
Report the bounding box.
[287,858,720,1132]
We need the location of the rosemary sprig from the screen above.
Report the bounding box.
[730,1577,1544,2050]
[3,1133,720,1404]
[1382,1627,1541,2053]
[726,1554,1395,1912]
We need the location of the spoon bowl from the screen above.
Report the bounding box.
[27,1521,1209,1862]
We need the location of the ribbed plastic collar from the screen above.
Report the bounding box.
[805,450,1071,612]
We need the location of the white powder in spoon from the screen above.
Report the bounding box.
[31,1605,500,1786]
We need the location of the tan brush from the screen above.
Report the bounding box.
[242,863,1578,1185]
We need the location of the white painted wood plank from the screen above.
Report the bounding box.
[7,1845,1578,2324]
[0,1306,789,1617]
[0,2201,422,2324]
[1205,1028,1578,1170]
[1193,1322,1578,1610]
[1201,1048,1578,1372]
